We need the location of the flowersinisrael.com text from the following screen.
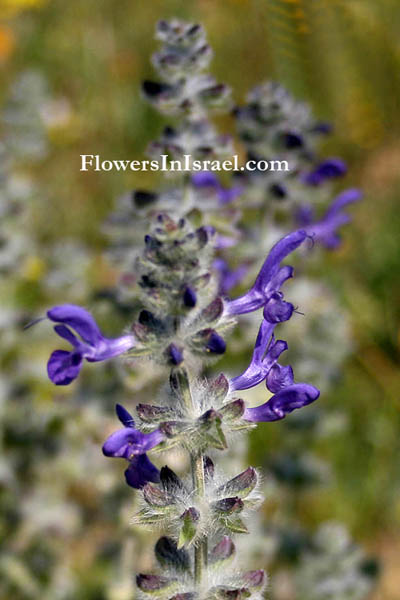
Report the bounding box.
[80,154,290,173]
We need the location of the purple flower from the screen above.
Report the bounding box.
[103,404,163,489]
[243,384,320,422]
[230,318,320,421]
[303,158,347,186]
[225,230,307,316]
[230,320,288,391]
[46,304,135,385]
[191,172,242,205]
[302,188,362,249]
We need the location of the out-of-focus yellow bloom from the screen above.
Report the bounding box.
[0,25,14,61]
[21,255,46,281]
[0,0,47,19]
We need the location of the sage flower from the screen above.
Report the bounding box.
[226,230,307,316]
[230,318,320,420]
[46,304,135,385]
[103,404,163,488]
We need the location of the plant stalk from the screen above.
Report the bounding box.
[191,452,207,586]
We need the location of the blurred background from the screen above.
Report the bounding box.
[1,1,399,599]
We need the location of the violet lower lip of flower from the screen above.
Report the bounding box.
[225,230,307,316]
[303,188,362,249]
[243,383,320,422]
[46,304,135,385]
[266,362,294,393]
[103,404,163,488]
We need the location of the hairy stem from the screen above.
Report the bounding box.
[191,452,207,585]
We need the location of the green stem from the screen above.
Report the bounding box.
[175,367,208,586]
[191,452,207,586]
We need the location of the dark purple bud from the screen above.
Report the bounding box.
[138,310,154,325]
[160,466,185,494]
[206,331,226,354]
[282,131,304,148]
[133,190,158,208]
[213,497,244,514]
[217,467,257,499]
[167,344,183,366]
[187,24,201,36]
[199,408,222,426]
[183,286,197,308]
[155,537,190,572]
[163,126,176,137]
[270,183,288,199]
[142,80,172,98]
[203,456,215,481]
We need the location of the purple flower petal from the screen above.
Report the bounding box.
[47,304,103,345]
[53,325,80,346]
[266,364,294,393]
[116,404,135,428]
[263,292,294,323]
[191,172,219,188]
[47,349,83,385]
[303,158,347,186]
[103,428,164,459]
[124,455,160,489]
[244,384,320,422]
[230,320,288,391]
[183,286,197,308]
[168,343,184,365]
[254,230,307,292]
[324,188,362,218]
[207,331,226,354]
